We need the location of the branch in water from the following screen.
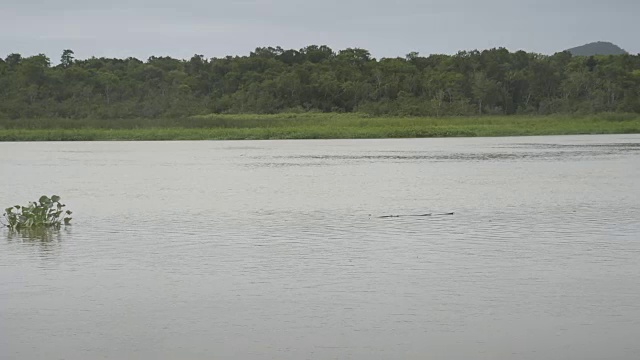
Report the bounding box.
[378,212,454,219]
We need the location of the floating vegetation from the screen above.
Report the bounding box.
[2,195,72,230]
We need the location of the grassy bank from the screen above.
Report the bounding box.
[1,113,639,141]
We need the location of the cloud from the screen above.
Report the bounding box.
[1,0,638,61]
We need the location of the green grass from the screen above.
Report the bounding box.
[1,113,639,141]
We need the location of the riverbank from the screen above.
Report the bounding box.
[1,113,639,141]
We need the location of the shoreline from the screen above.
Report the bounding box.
[1,114,639,141]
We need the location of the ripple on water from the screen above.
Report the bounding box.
[1,135,640,360]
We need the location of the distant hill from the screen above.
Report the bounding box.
[566,41,628,56]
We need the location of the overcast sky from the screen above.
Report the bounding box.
[1,0,638,62]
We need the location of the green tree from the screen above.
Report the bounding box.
[0,45,638,119]
[60,49,74,68]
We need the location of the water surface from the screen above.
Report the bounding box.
[1,135,639,360]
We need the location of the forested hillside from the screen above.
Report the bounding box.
[1,46,639,119]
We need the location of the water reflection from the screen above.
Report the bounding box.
[4,227,69,259]
[5,226,68,242]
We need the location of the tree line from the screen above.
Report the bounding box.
[1,46,639,119]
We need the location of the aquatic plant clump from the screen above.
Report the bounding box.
[2,195,72,229]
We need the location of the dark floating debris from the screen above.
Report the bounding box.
[378,212,454,219]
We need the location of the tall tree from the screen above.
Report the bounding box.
[60,49,75,68]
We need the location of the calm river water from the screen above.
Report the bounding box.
[1,135,639,360]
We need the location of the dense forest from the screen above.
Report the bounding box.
[1,46,639,119]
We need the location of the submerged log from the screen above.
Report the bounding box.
[378,212,454,219]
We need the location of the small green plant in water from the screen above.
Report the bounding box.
[2,195,72,229]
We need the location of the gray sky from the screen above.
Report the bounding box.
[1,0,638,62]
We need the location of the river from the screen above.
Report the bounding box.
[1,135,639,360]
